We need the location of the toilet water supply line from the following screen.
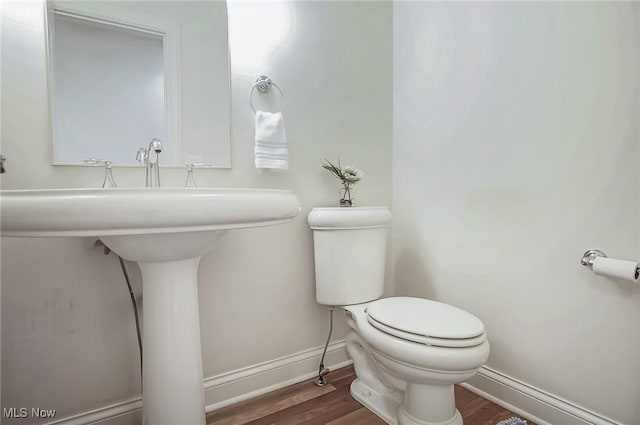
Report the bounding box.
[95,240,143,387]
[314,307,334,387]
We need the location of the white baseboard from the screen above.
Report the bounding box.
[43,344,621,425]
[462,366,621,425]
[44,399,142,425]
[203,340,351,412]
[43,340,350,425]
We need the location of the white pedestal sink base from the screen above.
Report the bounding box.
[139,258,206,425]
[1,188,301,424]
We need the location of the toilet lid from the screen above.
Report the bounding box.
[366,297,486,348]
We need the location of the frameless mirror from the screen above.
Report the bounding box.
[47,1,231,167]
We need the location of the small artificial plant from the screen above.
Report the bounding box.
[322,159,364,207]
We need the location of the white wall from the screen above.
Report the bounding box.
[393,2,639,424]
[1,1,392,423]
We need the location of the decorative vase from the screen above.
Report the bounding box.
[339,184,353,207]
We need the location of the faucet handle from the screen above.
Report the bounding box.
[184,162,213,188]
[136,148,148,164]
[83,158,117,188]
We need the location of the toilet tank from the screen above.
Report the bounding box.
[307,207,392,306]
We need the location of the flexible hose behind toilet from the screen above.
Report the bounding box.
[314,307,334,387]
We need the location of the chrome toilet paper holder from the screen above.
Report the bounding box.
[580,249,608,270]
[581,249,640,279]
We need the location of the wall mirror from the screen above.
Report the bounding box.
[47,0,231,167]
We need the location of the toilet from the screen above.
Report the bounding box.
[308,207,490,425]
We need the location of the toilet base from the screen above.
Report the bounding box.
[350,379,463,425]
[351,378,401,424]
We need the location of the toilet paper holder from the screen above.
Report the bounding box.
[580,249,608,270]
[581,249,640,277]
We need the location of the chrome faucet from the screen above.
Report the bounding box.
[136,138,163,187]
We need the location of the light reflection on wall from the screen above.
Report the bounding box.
[1,0,43,30]
[151,71,165,132]
[226,0,291,75]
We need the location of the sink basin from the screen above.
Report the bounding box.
[1,187,300,237]
[0,187,300,425]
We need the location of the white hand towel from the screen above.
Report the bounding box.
[255,111,289,171]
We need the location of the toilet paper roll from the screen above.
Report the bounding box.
[592,257,639,282]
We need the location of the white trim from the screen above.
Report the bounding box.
[203,340,351,412]
[42,340,350,425]
[462,366,622,425]
[33,345,627,425]
[43,398,142,425]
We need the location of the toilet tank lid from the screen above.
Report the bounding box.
[308,207,392,229]
[366,297,485,340]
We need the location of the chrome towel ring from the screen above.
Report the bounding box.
[249,75,285,113]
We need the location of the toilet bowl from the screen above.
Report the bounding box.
[343,299,489,425]
[308,207,490,425]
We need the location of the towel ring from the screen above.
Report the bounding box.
[249,76,285,113]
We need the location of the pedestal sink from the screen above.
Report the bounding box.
[1,188,300,425]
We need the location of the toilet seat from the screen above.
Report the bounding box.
[366,297,486,348]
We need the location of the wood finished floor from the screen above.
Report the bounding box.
[206,365,534,425]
